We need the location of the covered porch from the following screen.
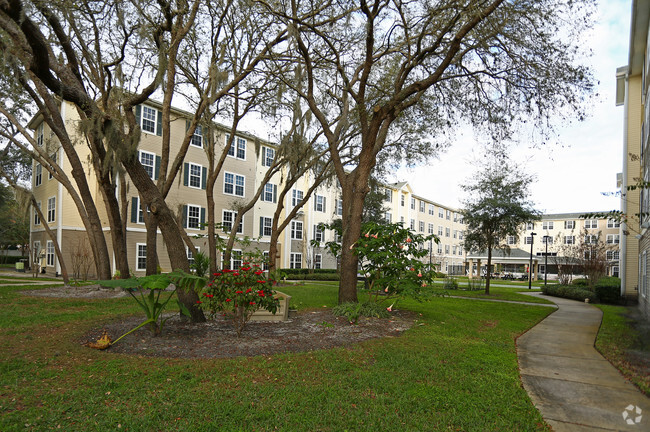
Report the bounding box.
[466,248,540,280]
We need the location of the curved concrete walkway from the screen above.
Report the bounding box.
[517,293,650,431]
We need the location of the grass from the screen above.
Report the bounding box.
[435,284,554,305]
[593,304,650,396]
[0,281,554,431]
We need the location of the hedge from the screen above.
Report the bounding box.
[0,256,29,265]
[279,268,338,276]
[594,277,621,305]
[542,284,598,303]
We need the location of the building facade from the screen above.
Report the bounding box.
[618,0,650,319]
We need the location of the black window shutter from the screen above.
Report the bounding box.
[131,197,138,223]
[200,207,206,227]
[155,155,161,180]
[201,167,207,190]
[183,163,189,186]
[156,110,162,136]
[259,217,264,236]
[135,105,141,127]
[182,205,188,228]
[273,184,277,203]
[323,197,326,212]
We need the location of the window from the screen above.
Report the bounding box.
[263,251,270,271]
[46,241,55,267]
[446,210,451,220]
[584,220,598,229]
[34,163,42,187]
[336,199,343,216]
[262,146,275,167]
[141,106,157,134]
[429,204,435,215]
[419,221,425,232]
[453,230,457,239]
[222,210,243,234]
[584,235,598,244]
[33,241,41,260]
[187,246,199,267]
[131,197,147,224]
[612,266,619,277]
[564,235,575,245]
[453,213,458,222]
[313,225,324,243]
[401,195,405,207]
[291,220,303,240]
[222,250,243,270]
[526,222,535,230]
[419,201,425,212]
[314,195,326,212]
[565,220,575,229]
[428,223,434,234]
[190,125,203,148]
[47,197,56,223]
[224,172,245,197]
[226,135,246,160]
[48,152,56,180]
[262,183,277,203]
[507,236,516,245]
[438,226,443,236]
[136,244,147,271]
[260,216,272,236]
[437,244,442,254]
[400,216,404,223]
[438,208,444,218]
[33,202,41,225]
[542,221,554,230]
[542,236,553,244]
[139,150,156,179]
[36,123,44,146]
[607,250,620,260]
[410,197,415,210]
[525,236,534,244]
[458,245,463,254]
[188,163,202,188]
[186,205,201,229]
[290,253,302,269]
[410,219,415,230]
[445,227,450,237]
[385,212,391,223]
[314,254,322,270]
[606,234,620,244]
[607,219,620,228]
[452,245,457,255]
[385,189,392,202]
[458,231,463,240]
[291,189,304,207]
[445,245,450,254]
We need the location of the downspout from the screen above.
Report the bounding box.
[620,70,630,297]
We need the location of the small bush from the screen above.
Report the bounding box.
[542,284,598,303]
[467,277,485,291]
[303,273,340,281]
[332,302,390,324]
[443,277,459,290]
[572,278,588,287]
[1,256,29,265]
[594,277,621,304]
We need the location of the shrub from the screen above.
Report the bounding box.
[332,301,390,324]
[303,273,340,281]
[443,277,459,290]
[542,284,598,303]
[594,277,621,304]
[467,277,485,291]
[572,278,589,287]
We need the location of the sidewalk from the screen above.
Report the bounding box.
[517,293,650,431]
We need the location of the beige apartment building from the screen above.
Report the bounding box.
[617,0,650,319]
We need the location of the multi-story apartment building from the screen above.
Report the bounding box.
[618,0,650,319]
[383,182,467,274]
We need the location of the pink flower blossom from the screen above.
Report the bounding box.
[406,237,412,243]
[417,273,422,278]
[387,303,394,312]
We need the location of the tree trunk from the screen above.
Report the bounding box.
[97,174,130,279]
[144,215,159,275]
[337,172,370,304]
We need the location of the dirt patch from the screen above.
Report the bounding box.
[21,284,128,299]
[82,309,416,359]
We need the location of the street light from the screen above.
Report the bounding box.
[528,232,537,290]
[543,236,550,286]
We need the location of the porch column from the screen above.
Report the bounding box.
[468,259,474,279]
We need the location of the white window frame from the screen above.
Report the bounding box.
[291,189,304,207]
[34,163,42,187]
[190,125,203,148]
[313,225,324,243]
[36,123,44,147]
[584,235,598,244]
[261,216,272,237]
[222,249,243,270]
[584,219,598,229]
[33,201,41,225]
[446,210,451,220]
[136,243,147,271]
[290,252,302,269]
[46,241,55,267]
[410,197,415,210]
[445,227,450,237]
[606,234,620,244]
[438,226,443,236]
[507,236,516,245]
[187,246,199,267]
[226,135,246,160]
[438,208,444,218]
[565,220,575,229]
[139,150,156,180]
[291,220,303,240]
[187,163,202,189]
[314,254,322,270]
[47,196,56,223]
[525,236,533,245]
[385,189,392,202]
[428,223,434,234]
[542,221,554,230]
[223,172,245,197]
[385,212,391,223]
[419,201,425,212]
[401,195,405,207]
[186,204,201,230]
[222,210,243,234]
[607,219,620,228]
[336,199,343,216]
[262,146,275,167]
[419,221,425,232]
[262,183,276,203]
[429,204,435,215]
[564,235,575,245]
[141,106,157,134]
[314,194,326,212]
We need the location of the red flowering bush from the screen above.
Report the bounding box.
[198,263,279,337]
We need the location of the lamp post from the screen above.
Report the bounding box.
[528,232,537,290]
[543,235,551,288]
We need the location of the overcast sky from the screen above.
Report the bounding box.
[394,0,632,215]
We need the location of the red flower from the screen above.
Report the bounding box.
[196,300,202,304]
[406,237,412,243]
[243,262,250,265]
[258,292,265,297]
[214,273,222,277]
[257,280,266,284]
[249,301,256,305]
[246,288,252,293]
[255,271,263,275]
[233,272,240,276]
[226,298,232,302]
[236,290,243,294]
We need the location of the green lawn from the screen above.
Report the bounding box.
[439,286,554,305]
[594,304,650,396]
[0,281,554,431]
